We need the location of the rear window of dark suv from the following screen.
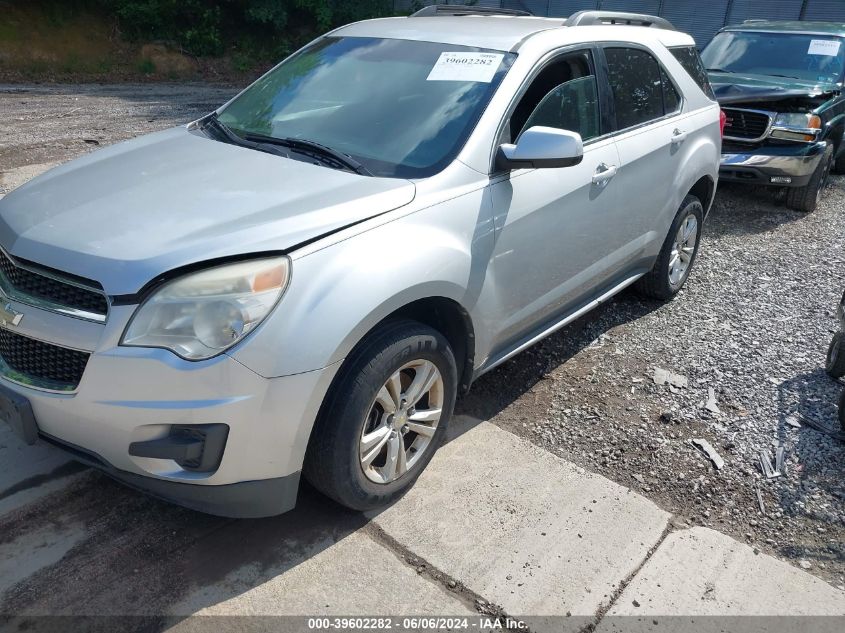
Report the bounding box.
[669,46,716,100]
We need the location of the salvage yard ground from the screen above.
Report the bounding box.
[0,84,843,625]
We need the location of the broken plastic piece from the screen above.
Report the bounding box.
[759,451,780,479]
[653,367,688,389]
[692,438,725,470]
[704,387,720,414]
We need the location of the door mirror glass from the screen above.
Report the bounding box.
[497,126,584,170]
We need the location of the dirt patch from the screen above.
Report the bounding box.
[0,2,258,84]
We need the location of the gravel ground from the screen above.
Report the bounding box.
[2,83,844,588]
[0,83,234,189]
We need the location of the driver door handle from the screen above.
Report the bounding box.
[671,128,688,144]
[592,163,618,185]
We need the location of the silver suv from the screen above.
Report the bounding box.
[0,8,721,517]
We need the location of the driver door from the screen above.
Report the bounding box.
[480,48,622,357]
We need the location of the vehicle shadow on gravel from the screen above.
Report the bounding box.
[452,290,663,434]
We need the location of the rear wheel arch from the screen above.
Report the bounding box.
[689,175,715,216]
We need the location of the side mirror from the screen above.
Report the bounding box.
[496,126,584,171]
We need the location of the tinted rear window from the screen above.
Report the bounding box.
[605,47,669,129]
[670,46,716,100]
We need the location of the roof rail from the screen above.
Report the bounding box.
[567,10,675,30]
[411,4,533,18]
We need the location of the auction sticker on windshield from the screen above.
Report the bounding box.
[808,39,841,56]
[427,52,504,82]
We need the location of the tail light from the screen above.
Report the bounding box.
[719,109,727,137]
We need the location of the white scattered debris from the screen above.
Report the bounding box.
[704,387,721,414]
[652,367,688,389]
[759,451,780,479]
[692,438,725,470]
[785,414,802,429]
[775,446,785,476]
[755,484,766,515]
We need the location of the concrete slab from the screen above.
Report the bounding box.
[369,420,671,617]
[168,530,474,620]
[608,527,845,616]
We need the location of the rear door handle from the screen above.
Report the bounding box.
[592,163,618,185]
[671,128,688,144]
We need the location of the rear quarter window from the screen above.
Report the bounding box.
[669,46,716,100]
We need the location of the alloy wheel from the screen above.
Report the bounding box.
[668,214,698,288]
[359,359,444,484]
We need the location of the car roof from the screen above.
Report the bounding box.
[722,20,845,36]
[333,16,563,51]
[333,15,693,53]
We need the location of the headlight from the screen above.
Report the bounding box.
[122,256,290,360]
[771,113,822,141]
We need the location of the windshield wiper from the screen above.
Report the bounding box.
[707,67,734,73]
[766,73,801,79]
[202,114,291,160]
[241,132,373,176]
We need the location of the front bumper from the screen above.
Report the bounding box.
[0,330,340,517]
[719,141,827,187]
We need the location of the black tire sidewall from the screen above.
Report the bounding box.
[657,196,704,297]
[307,321,457,510]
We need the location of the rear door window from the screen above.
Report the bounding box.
[661,68,681,115]
[604,47,671,130]
[669,45,716,99]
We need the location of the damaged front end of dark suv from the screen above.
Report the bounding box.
[703,21,845,212]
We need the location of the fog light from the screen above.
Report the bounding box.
[770,176,792,184]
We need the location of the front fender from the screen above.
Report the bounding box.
[228,186,494,378]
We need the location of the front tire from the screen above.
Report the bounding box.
[304,319,457,511]
[634,194,703,301]
[786,143,833,213]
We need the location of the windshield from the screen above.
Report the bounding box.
[701,31,845,84]
[217,37,514,178]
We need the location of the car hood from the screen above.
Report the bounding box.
[0,127,416,295]
[709,71,839,105]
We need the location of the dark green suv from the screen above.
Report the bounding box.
[703,21,845,212]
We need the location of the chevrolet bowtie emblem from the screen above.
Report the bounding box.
[0,302,23,327]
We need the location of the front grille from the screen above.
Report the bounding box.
[0,328,90,390]
[0,250,108,317]
[723,108,772,141]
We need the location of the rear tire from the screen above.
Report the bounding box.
[786,143,833,213]
[832,142,845,174]
[304,319,457,511]
[634,194,703,301]
[826,332,845,379]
